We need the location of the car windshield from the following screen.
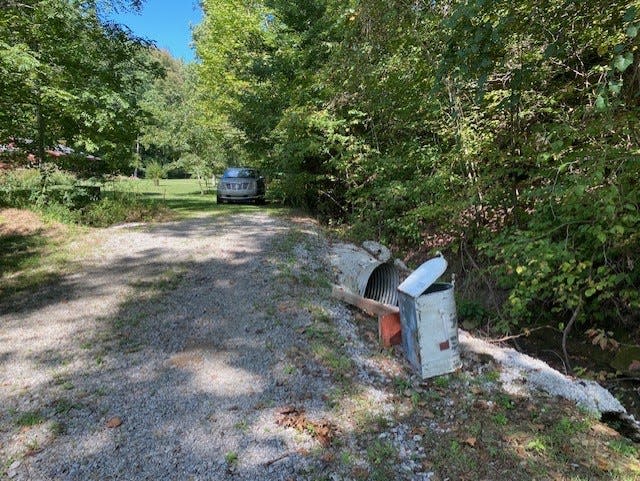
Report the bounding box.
[223,168,257,179]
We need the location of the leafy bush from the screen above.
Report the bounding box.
[0,167,165,227]
[143,160,171,186]
[51,153,107,179]
[80,191,165,227]
[0,165,100,210]
[483,157,639,331]
[40,202,80,224]
[0,168,41,207]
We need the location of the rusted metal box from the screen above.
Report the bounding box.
[397,255,461,379]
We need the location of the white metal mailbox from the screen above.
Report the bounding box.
[397,255,461,378]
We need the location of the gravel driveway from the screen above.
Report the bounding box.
[0,212,355,480]
[4,210,636,481]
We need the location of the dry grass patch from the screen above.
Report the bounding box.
[0,208,82,299]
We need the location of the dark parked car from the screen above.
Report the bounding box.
[216,167,266,204]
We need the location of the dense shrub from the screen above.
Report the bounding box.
[483,157,640,331]
[0,168,41,207]
[80,191,164,227]
[0,167,164,227]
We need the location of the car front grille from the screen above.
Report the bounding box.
[225,182,251,191]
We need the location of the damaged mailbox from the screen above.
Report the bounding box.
[397,255,461,379]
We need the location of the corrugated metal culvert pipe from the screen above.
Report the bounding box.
[329,243,400,306]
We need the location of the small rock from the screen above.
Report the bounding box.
[7,460,21,479]
[106,416,123,428]
[362,241,392,262]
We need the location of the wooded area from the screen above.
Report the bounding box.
[194,0,640,336]
[1,0,639,338]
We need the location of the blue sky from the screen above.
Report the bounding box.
[108,1,203,62]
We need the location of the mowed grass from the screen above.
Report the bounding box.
[109,178,280,218]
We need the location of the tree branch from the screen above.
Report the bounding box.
[562,298,583,376]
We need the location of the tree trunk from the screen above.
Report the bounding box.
[36,101,46,165]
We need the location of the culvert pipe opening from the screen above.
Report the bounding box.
[364,263,400,306]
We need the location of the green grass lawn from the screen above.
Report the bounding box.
[108,178,280,218]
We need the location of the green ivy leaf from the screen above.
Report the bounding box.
[608,81,622,95]
[614,52,634,73]
[627,25,639,38]
[624,7,637,23]
[595,94,607,111]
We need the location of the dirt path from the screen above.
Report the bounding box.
[0,212,343,480]
[2,211,639,481]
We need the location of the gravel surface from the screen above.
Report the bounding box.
[0,212,349,480]
[3,211,635,480]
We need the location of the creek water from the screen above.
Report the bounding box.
[513,327,640,421]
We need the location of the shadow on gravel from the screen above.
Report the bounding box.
[0,215,285,317]
[0,213,330,480]
[0,248,175,318]
[3,213,640,481]
[0,230,68,306]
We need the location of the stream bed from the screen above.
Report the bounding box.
[514,327,640,421]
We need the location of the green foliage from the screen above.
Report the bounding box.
[224,451,238,465]
[609,439,639,457]
[143,160,170,186]
[366,440,398,481]
[80,192,161,227]
[194,0,640,333]
[175,152,215,194]
[15,410,45,427]
[0,166,166,227]
[0,0,162,171]
[0,168,40,207]
[483,156,639,330]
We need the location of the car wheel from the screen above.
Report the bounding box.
[217,195,224,204]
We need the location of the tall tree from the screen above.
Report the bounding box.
[139,49,224,181]
[0,0,161,172]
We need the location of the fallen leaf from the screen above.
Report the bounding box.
[321,452,335,463]
[278,406,298,415]
[106,416,122,428]
[276,407,334,446]
[464,437,477,447]
[590,423,618,437]
[473,400,493,411]
[595,455,611,471]
[351,467,369,479]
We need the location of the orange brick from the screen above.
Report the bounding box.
[378,311,401,347]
